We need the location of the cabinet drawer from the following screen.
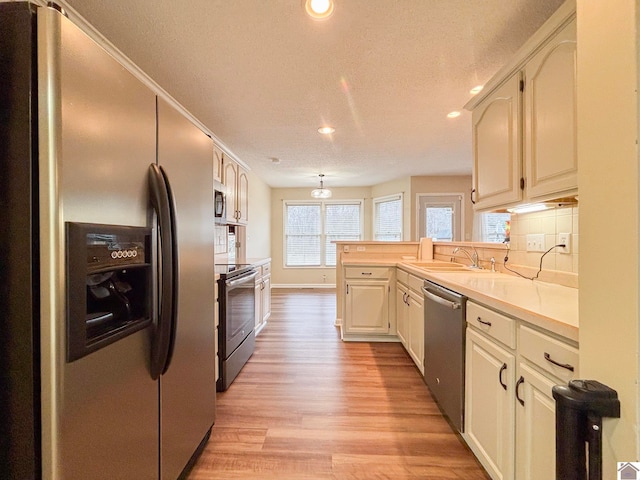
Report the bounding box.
[261,262,271,276]
[467,301,516,349]
[408,274,423,293]
[345,266,390,279]
[397,268,409,285]
[519,325,578,382]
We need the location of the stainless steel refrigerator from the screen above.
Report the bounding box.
[0,3,216,479]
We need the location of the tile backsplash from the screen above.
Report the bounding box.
[508,205,578,274]
[433,205,579,288]
[214,225,227,255]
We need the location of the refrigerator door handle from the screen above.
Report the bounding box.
[148,163,179,378]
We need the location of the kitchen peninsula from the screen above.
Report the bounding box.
[335,240,578,480]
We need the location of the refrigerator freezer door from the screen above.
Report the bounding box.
[38,9,159,479]
[157,98,216,479]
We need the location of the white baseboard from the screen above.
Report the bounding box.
[271,284,336,289]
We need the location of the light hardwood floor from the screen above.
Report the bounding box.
[189,289,490,480]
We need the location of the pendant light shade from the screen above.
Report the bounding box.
[311,174,332,199]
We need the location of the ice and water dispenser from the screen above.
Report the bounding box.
[66,222,152,362]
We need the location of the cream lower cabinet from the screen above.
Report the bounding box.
[396,283,409,346]
[515,363,557,480]
[514,324,578,480]
[343,266,391,339]
[396,268,424,374]
[465,328,515,480]
[464,301,578,480]
[254,262,271,335]
[407,288,424,374]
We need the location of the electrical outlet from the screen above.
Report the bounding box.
[526,234,546,252]
[356,246,366,252]
[558,233,571,254]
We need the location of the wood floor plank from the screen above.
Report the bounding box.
[188,289,489,480]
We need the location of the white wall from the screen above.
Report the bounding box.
[577,0,639,469]
[245,169,272,258]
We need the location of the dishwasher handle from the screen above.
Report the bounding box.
[422,286,461,310]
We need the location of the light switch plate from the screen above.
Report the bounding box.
[526,234,546,252]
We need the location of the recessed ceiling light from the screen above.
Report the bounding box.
[318,126,336,134]
[470,85,484,95]
[305,0,334,20]
[447,111,461,119]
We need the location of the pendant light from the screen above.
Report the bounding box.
[311,174,332,199]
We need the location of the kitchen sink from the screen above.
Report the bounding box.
[406,261,465,268]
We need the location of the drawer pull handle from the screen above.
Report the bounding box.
[515,376,525,406]
[499,363,507,391]
[544,352,575,372]
[361,272,373,276]
[476,316,492,327]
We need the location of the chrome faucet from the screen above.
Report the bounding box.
[452,246,481,269]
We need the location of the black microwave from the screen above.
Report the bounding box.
[214,181,226,223]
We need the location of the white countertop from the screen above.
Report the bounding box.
[342,259,579,343]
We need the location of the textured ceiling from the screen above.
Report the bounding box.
[60,0,565,188]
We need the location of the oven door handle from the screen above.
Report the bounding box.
[422,287,461,310]
[226,271,258,287]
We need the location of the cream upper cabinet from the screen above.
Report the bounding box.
[223,157,238,223]
[524,19,577,201]
[213,143,223,183]
[471,74,523,210]
[237,165,249,224]
[466,6,577,211]
[222,156,249,225]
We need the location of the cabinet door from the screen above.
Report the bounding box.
[472,74,523,210]
[261,275,271,323]
[237,165,249,225]
[465,328,515,480]
[254,281,262,331]
[345,280,389,334]
[223,157,238,222]
[396,284,408,347]
[213,144,224,183]
[524,19,577,200]
[407,290,424,374]
[515,362,557,480]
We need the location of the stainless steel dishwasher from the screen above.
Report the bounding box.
[422,279,467,433]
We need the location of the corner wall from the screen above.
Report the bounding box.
[577,0,639,468]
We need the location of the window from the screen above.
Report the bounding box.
[476,212,511,243]
[418,194,463,241]
[285,200,363,267]
[373,194,403,241]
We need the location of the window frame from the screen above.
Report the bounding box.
[283,199,364,268]
[372,193,404,241]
